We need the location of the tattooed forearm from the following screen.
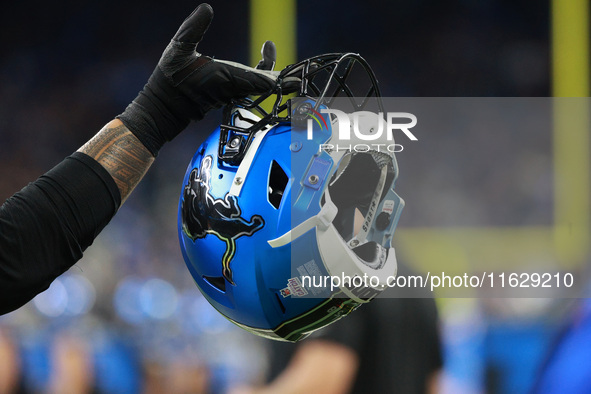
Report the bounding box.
[78,119,154,203]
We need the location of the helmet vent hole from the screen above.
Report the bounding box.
[203,275,226,293]
[268,161,288,209]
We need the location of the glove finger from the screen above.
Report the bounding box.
[216,59,278,82]
[281,76,301,93]
[218,60,301,94]
[231,73,277,96]
[256,41,277,71]
[173,3,214,44]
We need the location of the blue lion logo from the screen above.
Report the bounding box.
[182,155,264,286]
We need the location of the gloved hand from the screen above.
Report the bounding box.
[117,3,282,156]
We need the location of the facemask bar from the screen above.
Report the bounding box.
[218,94,291,165]
[217,53,384,164]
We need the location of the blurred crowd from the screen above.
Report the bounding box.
[1,0,584,393]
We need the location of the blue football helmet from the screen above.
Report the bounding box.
[178,53,404,342]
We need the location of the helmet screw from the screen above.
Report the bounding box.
[290,141,302,152]
[308,175,319,185]
[349,239,360,247]
[228,136,241,149]
[234,177,243,185]
[298,102,312,115]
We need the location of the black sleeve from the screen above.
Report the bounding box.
[0,152,121,315]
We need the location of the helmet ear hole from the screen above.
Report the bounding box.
[268,160,289,209]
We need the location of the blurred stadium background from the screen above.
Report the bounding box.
[0,0,589,392]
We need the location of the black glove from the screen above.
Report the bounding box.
[117,3,282,156]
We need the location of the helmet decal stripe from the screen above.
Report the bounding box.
[229,120,274,196]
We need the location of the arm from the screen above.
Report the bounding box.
[0,3,279,315]
[0,329,20,394]
[231,341,359,394]
[78,119,153,203]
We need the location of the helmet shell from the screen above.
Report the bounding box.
[179,121,352,341]
[179,53,404,342]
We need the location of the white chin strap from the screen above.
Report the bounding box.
[267,191,338,248]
